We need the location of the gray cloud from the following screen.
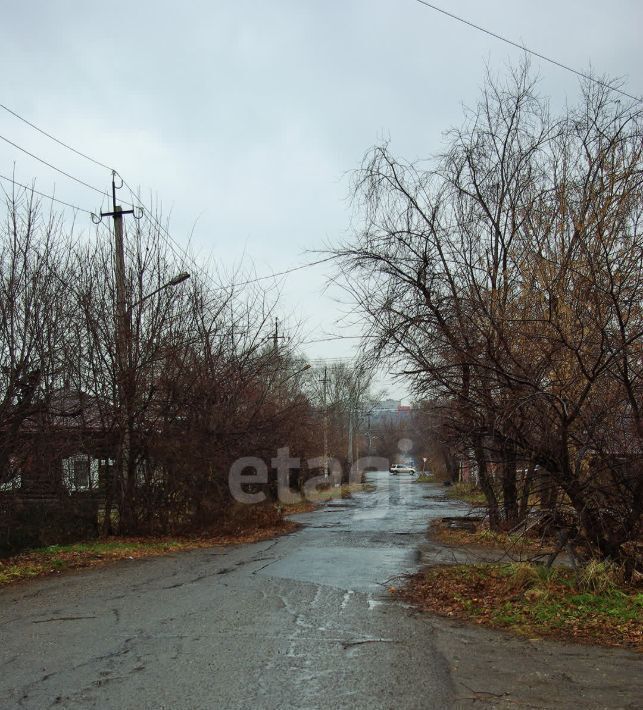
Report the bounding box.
[1,0,641,396]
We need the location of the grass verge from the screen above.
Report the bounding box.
[443,482,488,505]
[0,520,297,588]
[396,562,643,650]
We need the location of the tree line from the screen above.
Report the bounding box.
[335,63,642,570]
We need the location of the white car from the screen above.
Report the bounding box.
[389,463,416,475]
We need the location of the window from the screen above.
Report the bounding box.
[63,455,94,491]
[0,473,21,492]
[73,458,90,489]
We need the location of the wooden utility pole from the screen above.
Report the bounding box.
[353,409,359,466]
[101,172,136,532]
[347,408,353,469]
[347,372,360,473]
[321,366,329,477]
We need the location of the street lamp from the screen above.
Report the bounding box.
[168,271,191,287]
[282,363,311,383]
[130,271,191,309]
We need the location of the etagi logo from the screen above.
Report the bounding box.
[229,448,390,504]
[229,442,416,506]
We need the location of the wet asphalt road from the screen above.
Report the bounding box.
[0,472,470,709]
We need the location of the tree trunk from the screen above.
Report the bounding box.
[473,434,501,530]
[541,471,558,512]
[443,449,459,483]
[102,458,115,536]
[518,460,536,521]
[502,445,519,526]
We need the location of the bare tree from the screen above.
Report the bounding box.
[1,187,321,547]
[334,61,642,567]
[0,188,74,490]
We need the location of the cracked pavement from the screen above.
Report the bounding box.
[1,472,641,709]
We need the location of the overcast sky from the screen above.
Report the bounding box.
[1,0,641,400]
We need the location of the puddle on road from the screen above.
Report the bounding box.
[259,545,416,593]
[269,472,471,593]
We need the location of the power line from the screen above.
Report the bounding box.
[192,256,339,311]
[100,177,222,303]
[0,174,93,214]
[163,256,343,327]
[121,180,340,296]
[120,179,272,300]
[231,256,339,289]
[0,101,205,255]
[302,334,379,345]
[120,178,225,290]
[0,99,336,289]
[114,185,340,327]
[414,0,641,104]
[0,103,336,298]
[0,102,114,172]
[0,108,203,294]
[310,357,356,364]
[121,177,339,290]
[0,102,342,358]
[0,132,125,204]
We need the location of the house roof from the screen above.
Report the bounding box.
[21,388,114,433]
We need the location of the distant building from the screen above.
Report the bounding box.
[368,400,412,426]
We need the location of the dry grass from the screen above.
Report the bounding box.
[279,500,317,515]
[415,474,433,483]
[431,519,554,556]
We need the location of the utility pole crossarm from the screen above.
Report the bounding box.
[273,317,287,352]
